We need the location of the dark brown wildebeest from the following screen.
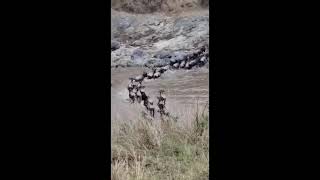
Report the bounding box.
[148,99,155,117]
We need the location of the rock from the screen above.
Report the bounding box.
[131,40,144,46]
[153,50,172,59]
[111,41,120,51]
[145,58,158,67]
[153,61,170,67]
[131,49,147,65]
[172,51,188,62]
[132,49,144,57]
[110,10,209,67]
[174,17,197,34]
[170,58,177,65]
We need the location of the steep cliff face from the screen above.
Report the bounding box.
[111,7,209,67]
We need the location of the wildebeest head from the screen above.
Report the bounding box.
[129,77,135,81]
[142,71,148,77]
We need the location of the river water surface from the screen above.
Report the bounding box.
[111,67,209,123]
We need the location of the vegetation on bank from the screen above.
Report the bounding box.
[111,105,209,180]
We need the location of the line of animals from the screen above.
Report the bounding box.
[126,46,208,118]
[169,46,209,70]
[127,78,169,118]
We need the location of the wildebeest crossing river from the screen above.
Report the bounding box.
[111,67,209,123]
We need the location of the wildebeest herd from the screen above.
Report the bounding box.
[126,46,208,118]
[127,74,169,118]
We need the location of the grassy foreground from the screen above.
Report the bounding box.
[111,107,209,180]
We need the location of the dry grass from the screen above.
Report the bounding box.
[111,0,209,14]
[111,103,209,180]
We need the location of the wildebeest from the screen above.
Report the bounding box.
[160,65,169,73]
[129,91,135,103]
[189,59,198,67]
[136,90,142,103]
[173,63,179,68]
[158,89,166,105]
[157,90,168,117]
[170,59,177,65]
[147,70,154,79]
[143,95,150,109]
[199,56,207,67]
[148,99,155,117]
[127,78,134,91]
[153,71,161,79]
[179,60,186,68]
[141,88,148,102]
[185,62,190,69]
[134,72,147,82]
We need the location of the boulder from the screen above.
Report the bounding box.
[130,49,147,65]
[153,50,172,59]
[111,41,120,51]
[172,51,188,62]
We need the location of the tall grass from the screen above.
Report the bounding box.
[111,103,209,180]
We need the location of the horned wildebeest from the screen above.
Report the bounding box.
[199,56,207,67]
[135,80,143,90]
[143,95,150,110]
[147,69,154,79]
[158,89,166,105]
[185,61,190,69]
[140,87,148,103]
[153,70,161,79]
[188,52,197,60]
[157,100,166,116]
[173,62,180,69]
[134,71,147,83]
[160,65,169,73]
[170,58,177,66]
[148,99,155,117]
[179,60,186,68]
[129,91,135,103]
[127,78,134,92]
[129,78,138,89]
[136,89,142,103]
[189,59,198,68]
[155,67,162,73]
[157,90,167,116]
[200,46,206,54]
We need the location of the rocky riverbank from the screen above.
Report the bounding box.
[111,9,209,68]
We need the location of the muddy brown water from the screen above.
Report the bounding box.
[111,67,209,123]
